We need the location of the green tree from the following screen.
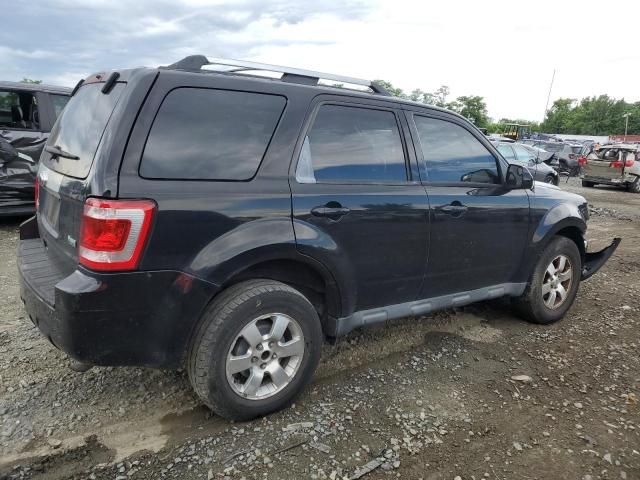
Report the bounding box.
[447,95,489,128]
[20,78,42,84]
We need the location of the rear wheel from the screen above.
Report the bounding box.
[627,178,640,193]
[188,280,322,420]
[581,179,595,188]
[544,174,556,185]
[513,236,581,325]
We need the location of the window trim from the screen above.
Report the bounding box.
[407,111,506,187]
[138,86,288,182]
[293,100,413,186]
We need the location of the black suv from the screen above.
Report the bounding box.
[1,81,70,215]
[17,56,619,420]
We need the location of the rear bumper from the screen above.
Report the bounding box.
[581,238,621,281]
[582,174,637,185]
[18,217,218,368]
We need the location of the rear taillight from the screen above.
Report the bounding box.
[578,156,587,166]
[35,178,39,210]
[625,159,635,167]
[79,198,156,271]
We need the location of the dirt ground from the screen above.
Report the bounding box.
[1,177,638,480]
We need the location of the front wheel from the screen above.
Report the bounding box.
[627,178,640,193]
[188,280,322,420]
[544,174,557,185]
[513,236,581,324]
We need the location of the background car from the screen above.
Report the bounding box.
[492,141,559,184]
[526,141,583,175]
[582,144,640,193]
[0,81,71,215]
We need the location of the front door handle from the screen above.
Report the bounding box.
[311,205,351,220]
[437,202,468,216]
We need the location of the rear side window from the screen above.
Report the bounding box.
[50,94,70,119]
[413,116,500,184]
[45,83,125,178]
[140,88,285,181]
[296,104,406,184]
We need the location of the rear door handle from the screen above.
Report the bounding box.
[311,206,351,219]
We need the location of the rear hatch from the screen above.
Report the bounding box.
[583,148,630,181]
[37,80,126,268]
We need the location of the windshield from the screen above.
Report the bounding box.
[44,82,125,179]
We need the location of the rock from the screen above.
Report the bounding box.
[513,442,523,451]
[511,375,532,383]
[603,453,612,464]
[47,438,62,449]
[454,477,462,480]
[283,422,314,432]
[574,402,583,409]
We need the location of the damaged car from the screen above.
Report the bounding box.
[0,81,71,215]
[581,144,640,193]
[18,57,620,420]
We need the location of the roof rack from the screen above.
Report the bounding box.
[164,55,390,96]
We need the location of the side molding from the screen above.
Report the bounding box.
[332,282,527,337]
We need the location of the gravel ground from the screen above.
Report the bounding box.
[1,177,639,480]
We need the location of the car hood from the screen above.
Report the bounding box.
[534,181,587,207]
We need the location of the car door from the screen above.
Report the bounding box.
[407,112,531,298]
[290,99,430,313]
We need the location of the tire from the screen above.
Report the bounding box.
[627,178,640,193]
[188,279,322,420]
[513,236,581,325]
[544,174,556,185]
[581,179,595,188]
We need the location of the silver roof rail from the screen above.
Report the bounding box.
[164,55,390,95]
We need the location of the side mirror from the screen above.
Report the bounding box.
[505,164,534,190]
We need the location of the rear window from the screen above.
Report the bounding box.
[571,146,582,154]
[45,83,125,178]
[140,88,286,181]
[541,143,563,152]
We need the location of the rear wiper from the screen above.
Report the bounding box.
[45,145,79,160]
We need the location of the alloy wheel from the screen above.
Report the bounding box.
[226,313,305,400]
[542,254,573,309]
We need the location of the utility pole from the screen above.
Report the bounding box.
[543,69,556,123]
[622,113,631,142]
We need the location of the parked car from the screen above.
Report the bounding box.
[527,141,584,175]
[582,144,640,192]
[18,56,620,420]
[492,141,559,184]
[0,81,71,215]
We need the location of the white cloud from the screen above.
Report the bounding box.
[2,0,639,121]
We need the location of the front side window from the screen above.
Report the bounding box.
[413,116,500,184]
[296,104,407,184]
[497,144,516,161]
[141,88,286,181]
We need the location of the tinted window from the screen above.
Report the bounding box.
[140,88,285,181]
[297,104,406,183]
[50,94,70,119]
[45,83,125,178]
[497,144,516,160]
[570,146,582,154]
[414,116,500,184]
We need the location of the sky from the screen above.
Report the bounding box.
[2,0,638,121]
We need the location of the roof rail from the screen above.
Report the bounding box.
[164,55,390,95]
